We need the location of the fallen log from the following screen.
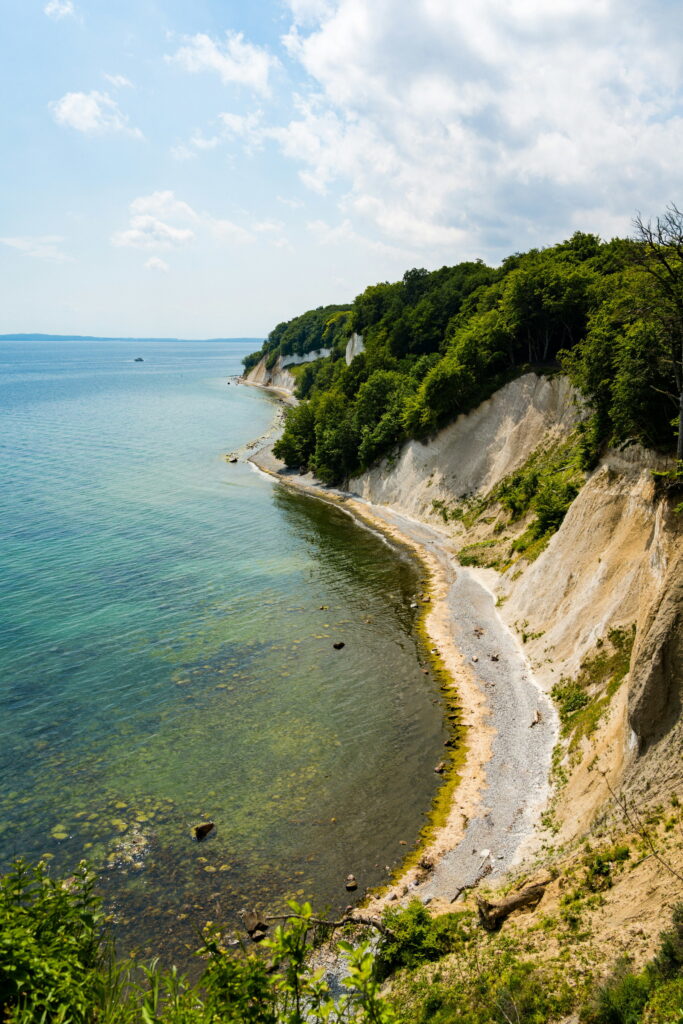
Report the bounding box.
[476,882,548,931]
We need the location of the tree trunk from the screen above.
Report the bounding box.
[677,388,683,463]
[475,882,548,931]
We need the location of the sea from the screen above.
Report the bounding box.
[0,339,446,966]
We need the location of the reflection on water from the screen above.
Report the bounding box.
[0,341,446,967]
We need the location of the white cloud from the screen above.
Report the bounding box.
[145,257,170,272]
[209,219,253,243]
[254,219,285,233]
[167,31,279,96]
[130,191,198,221]
[112,216,193,249]
[277,195,304,209]
[190,133,221,150]
[0,235,73,263]
[263,0,683,258]
[169,111,265,161]
[49,90,142,137]
[44,0,75,19]
[219,110,265,150]
[103,74,133,89]
[170,143,195,161]
[112,191,253,250]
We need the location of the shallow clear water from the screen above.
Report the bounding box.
[0,340,446,965]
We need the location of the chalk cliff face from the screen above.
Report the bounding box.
[349,373,582,517]
[245,349,330,391]
[348,372,681,840]
[345,332,365,365]
[247,360,680,837]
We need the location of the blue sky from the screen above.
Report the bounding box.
[1,0,682,337]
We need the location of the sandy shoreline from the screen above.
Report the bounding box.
[237,381,556,908]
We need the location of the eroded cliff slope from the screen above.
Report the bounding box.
[349,372,681,842]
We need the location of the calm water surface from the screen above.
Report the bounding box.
[0,340,446,965]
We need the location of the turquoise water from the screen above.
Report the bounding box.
[0,341,446,965]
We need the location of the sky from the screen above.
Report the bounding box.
[1,0,683,338]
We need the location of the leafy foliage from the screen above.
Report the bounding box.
[242,306,352,374]
[375,902,470,979]
[0,859,106,1024]
[249,222,683,485]
[0,862,395,1024]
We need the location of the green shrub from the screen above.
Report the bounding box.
[552,680,591,726]
[583,958,651,1024]
[376,901,469,978]
[642,977,683,1022]
[0,863,395,1024]
[652,903,683,980]
[583,845,630,892]
[551,626,635,745]
[0,859,108,1024]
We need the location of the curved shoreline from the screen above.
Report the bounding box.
[244,430,557,909]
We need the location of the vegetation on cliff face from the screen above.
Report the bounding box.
[247,216,683,485]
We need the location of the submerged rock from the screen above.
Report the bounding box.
[345,874,358,891]
[333,641,345,650]
[193,821,215,841]
[240,909,269,942]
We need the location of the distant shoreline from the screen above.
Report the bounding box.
[0,334,263,343]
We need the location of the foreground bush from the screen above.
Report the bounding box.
[0,859,394,1024]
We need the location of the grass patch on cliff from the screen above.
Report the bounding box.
[448,435,586,571]
[381,901,577,1024]
[552,625,636,753]
[492,433,585,564]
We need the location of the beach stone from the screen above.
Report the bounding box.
[345,874,358,891]
[434,761,446,774]
[193,821,215,841]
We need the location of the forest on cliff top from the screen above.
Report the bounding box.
[245,214,683,485]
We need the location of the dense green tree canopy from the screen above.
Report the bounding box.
[241,226,683,484]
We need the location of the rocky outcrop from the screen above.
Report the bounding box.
[628,548,683,751]
[621,545,683,806]
[245,349,330,393]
